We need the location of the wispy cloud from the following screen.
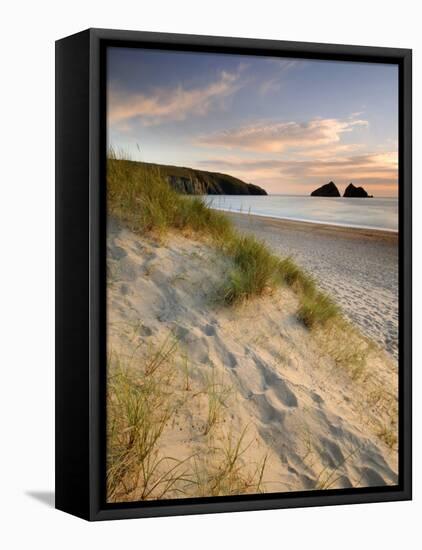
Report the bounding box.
[108,70,242,128]
[266,58,303,71]
[259,59,302,95]
[199,118,369,152]
[259,78,282,96]
[200,151,397,177]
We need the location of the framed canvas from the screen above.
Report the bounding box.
[55,28,412,521]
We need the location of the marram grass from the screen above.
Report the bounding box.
[107,151,339,328]
[107,151,232,240]
[107,338,268,501]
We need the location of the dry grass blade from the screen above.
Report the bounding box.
[144,333,178,376]
[106,339,182,501]
[314,447,359,490]
[203,370,232,435]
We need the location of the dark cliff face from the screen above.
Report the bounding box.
[110,159,268,195]
[343,183,372,198]
[245,182,268,195]
[310,181,340,197]
[166,169,267,195]
[167,175,206,195]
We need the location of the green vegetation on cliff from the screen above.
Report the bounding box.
[112,158,267,195]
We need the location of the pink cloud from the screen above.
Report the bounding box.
[108,70,241,127]
[199,118,369,152]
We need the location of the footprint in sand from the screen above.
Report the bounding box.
[120,283,131,296]
[202,324,217,336]
[199,323,238,368]
[318,436,345,467]
[109,245,127,261]
[139,325,153,337]
[173,324,191,342]
[131,241,144,253]
[360,467,387,487]
[259,361,298,408]
[187,336,209,365]
[250,392,285,424]
[310,391,324,406]
[225,352,238,368]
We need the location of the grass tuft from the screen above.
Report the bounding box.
[107,150,232,240]
[203,370,232,435]
[144,333,178,377]
[278,257,316,295]
[297,291,339,329]
[106,352,178,501]
[376,423,398,450]
[191,428,268,497]
[314,317,374,380]
[221,235,282,303]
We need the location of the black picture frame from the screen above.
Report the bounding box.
[55,28,412,521]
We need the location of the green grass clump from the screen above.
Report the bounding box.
[107,150,232,240]
[278,257,316,295]
[297,291,339,329]
[222,235,283,303]
[219,235,337,328]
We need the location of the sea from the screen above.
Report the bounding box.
[203,195,398,232]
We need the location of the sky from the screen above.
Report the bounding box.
[107,47,398,196]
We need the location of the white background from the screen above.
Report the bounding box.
[0,1,419,548]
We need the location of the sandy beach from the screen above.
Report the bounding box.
[103,43,402,504]
[226,212,399,360]
[107,217,398,501]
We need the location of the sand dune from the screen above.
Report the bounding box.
[227,212,399,360]
[107,218,398,500]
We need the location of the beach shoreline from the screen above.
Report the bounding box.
[221,210,399,241]
[211,208,399,236]
[225,211,399,359]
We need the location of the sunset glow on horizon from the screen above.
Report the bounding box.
[107,48,398,197]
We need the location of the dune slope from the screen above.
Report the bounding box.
[107,219,398,502]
